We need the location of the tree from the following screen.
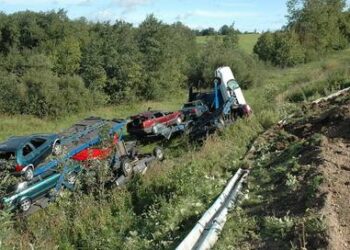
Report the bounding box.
[54,37,81,75]
[201,27,216,36]
[219,25,230,35]
[254,32,276,62]
[256,0,349,66]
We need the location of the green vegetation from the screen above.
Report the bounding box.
[254,0,350,67]
[0,12,197,117]
[1,36,349,249]
[1,1,350,249]
[215,129,327,250]
[196,33,260,54]
[0,95,186,141]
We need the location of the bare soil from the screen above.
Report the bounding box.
[238,90,350,250]
[285,91,350,250]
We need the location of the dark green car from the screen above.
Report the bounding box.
[1,166,80,212]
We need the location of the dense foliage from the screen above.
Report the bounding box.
[0,10,255,118]
[0,11,195,117]
[254,0,350,67]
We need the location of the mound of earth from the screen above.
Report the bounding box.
[232,90,349,250]
[280,90,350,249]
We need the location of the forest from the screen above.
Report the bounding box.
[0,10,254,118]
[1,0,349,118]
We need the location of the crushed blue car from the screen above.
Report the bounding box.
[0,134,61,181]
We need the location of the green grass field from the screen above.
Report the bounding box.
[196,33,260,54]
[0,94,186,141]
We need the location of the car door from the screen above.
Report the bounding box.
[167,112,178,125]
[22,143,36,166]
[30,137,50,164]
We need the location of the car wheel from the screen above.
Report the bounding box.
[52,142,62,156]
[121,159,133,177]
[67,172,77,185]
[20,198,31,212]
[24,167,34,181]
[153,147,164,161]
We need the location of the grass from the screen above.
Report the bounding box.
[196,33,260,54]
[1,44,350,249]
[237,34,260,54]
[215,132,327,249]
[0,93,186,141]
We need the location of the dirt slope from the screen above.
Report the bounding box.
[284,91,350,250]
[215,90,349,250]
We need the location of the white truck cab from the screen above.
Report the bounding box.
[215,66,247,105]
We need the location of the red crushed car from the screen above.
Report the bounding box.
[127,111,183,137]
[72,134,119,162]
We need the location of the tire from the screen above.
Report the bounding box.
[20,198,31,212]
[24,167,34,181]
[52,141,62,156]
[66,172,77,185]
[121,159,133,177]
[153,147,164,161]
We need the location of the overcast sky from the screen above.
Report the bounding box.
[0,0,349,32]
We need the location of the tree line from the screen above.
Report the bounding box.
[254,0,350,67]
[0,10,257,118]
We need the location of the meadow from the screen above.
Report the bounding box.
[196,33,260,54]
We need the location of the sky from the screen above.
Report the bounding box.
[0,0,339,32]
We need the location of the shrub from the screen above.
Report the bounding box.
[263,216,295,240]
[254,31,305,67]
[256,109,279,129]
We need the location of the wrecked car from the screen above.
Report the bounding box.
[0,134,61,181]
[127,111,183,137]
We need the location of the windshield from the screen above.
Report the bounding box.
[227,80,240,90]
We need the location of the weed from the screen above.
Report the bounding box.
[256,109,279,129]
[285,173,299,191]
[262,216,295,240]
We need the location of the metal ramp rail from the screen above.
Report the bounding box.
[33,119,126,178]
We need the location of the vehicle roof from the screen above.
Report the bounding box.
[0,134,56,152]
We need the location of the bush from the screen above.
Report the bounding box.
[256,109,279,129]
[254,31,305,67]
[263,216,295,240]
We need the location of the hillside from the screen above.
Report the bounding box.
[216,89,350,249]
[1,43,350,250]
